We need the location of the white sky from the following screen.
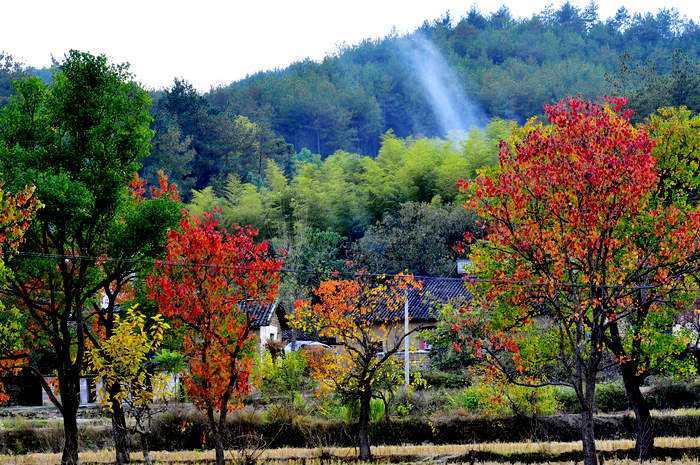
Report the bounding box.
[2,0,698,91]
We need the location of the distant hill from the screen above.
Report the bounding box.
[2,3,699,191]
[205,4,700,156]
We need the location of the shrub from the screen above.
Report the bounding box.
[342,398,386,422]
[395,387,452,417]
[554,386,579,413]
[554,382,630,413]
[595,381,629,412]
[264,396,308,422]
[422,370,470,389]
[258,351,314,404]
[448,382,557,417]
[646,378,700,410]
[447,388,480,412]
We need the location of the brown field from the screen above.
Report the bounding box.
[2,437,700,465]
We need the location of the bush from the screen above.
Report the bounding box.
[323,397,386,422]
[646,378,700,410]
[595,381,629,412]
[387,385,450,417]
[422,370,470,389]
[554,386,579,413]
[555,382,630,413]
[447,388,480,412]
[257,351,314,404]
[448,382,557,417]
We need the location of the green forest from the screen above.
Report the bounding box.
[1,2,699,287]
[2,4,700,465]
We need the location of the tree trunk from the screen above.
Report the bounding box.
[207,407,226,465]
[579,376,598,465]
[621,365,654,460]
[580,406,598,465]
[357,391,372,460]
[139,432,152,465]
[110,385,131,465]
[60,382,80,465]
[213,430,225,465]
[606,320,655,460]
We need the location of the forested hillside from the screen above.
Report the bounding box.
[143,3,700,190]
[1,3,699,283]
[208,4,700,152]
[4,5,700,181]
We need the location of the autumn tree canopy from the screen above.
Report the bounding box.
[455,97,700,465]
[147,212,281,465]
[87,307,170,465]
[291,273,421,460]
[0,184,40,403]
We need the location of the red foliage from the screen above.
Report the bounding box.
[150,171,180,202]
[456,97,700,376]
[147,213,281,412]
[130,170,180,202]
[0,184,40,403]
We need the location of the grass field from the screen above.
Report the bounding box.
[2,437,700,465]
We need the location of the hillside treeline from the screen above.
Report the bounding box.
[1,3,699,288]
[2,3,700,194]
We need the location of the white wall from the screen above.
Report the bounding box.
[258,324,279,356]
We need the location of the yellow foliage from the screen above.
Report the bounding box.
[86,306,170,411]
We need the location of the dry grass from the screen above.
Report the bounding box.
[5,460,700,465]
[2,437,700,465]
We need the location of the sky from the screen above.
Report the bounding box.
[2,0,698,91]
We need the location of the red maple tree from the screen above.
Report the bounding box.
[455,97,700,465]
[147,212,281,465]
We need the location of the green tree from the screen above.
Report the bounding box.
[352,201,473,276]
[609,51,700,122]
[292,151,371,237]
[282,226,345,296]
[0,51,180,465]
[142,122,196,196]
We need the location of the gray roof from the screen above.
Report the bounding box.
[373,277,471,323]
[240,300,278,329]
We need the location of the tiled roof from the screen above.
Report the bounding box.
[281,329,337,345]
[239,300,278,329]
[373,277,471,323]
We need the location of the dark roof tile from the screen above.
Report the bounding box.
[240,301,277,329]
[373,277,470,323]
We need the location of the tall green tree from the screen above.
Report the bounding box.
[608,51,700,122]
[0,51,180,465]
[352,201,473,276]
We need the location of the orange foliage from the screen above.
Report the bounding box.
[147,212,281,413]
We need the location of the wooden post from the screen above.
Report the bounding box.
[404,289,410,385]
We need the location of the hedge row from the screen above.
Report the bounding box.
[3,410,700,455]
[555,379,700,413]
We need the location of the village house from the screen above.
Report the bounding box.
[240,299,283,356]
[279,277,470,366]
[372,276,470,359]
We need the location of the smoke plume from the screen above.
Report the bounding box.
[399,33,486,139]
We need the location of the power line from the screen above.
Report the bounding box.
[11,251,700,293]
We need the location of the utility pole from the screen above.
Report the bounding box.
[404,289,410,385]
